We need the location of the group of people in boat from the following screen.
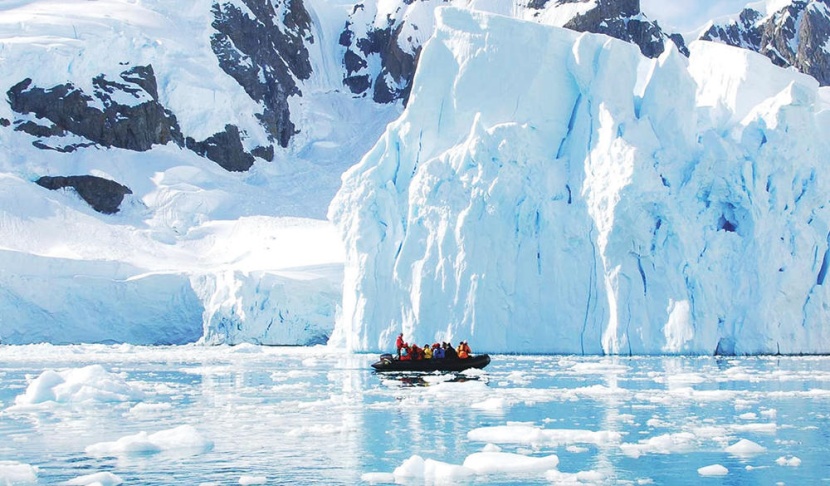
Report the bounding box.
[395,333,473,361]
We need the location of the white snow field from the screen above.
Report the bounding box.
[0,0,384,345]
[331,7,830,355]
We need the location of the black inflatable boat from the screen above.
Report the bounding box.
[371,353,490,372]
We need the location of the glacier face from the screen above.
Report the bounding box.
[330,7,830,355]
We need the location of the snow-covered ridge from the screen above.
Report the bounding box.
[330,7,830,355]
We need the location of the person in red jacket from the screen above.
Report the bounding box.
[396,333,405,359]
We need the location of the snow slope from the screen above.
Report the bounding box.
[330,7,830,355]
[0,0,370,345]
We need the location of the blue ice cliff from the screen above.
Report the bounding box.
[329,8,830,355]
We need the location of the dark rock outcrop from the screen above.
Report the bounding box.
[559,0,689,58]
[36,175,133,214]
[211,0,313,148]
[341,14,419,104]
[7,65,184,152]
[186,124,255,172]
[700,0,830,86]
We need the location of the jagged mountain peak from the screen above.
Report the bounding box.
[700,0,830,85]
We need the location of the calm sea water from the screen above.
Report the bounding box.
[0,345,829,485]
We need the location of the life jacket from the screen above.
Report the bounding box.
[458,348,469,359]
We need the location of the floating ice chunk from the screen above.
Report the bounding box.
[468,424,621,447]
[461,367,487,377]
[392,455,475,480]
[646,417,670,428]
[471,397,507,411]
[731,423,777,433]
[566,445,589,453]
[775,456,802,467]
[0,461,38,484]
[64,471,123,485]
[85,425,213,457]
[664,373,706,385]
[13,365,143,406]
[504,371,530,384]
[698,464,728,476]
[725,439,766,456]
[738,412,758,420]
[238,476,267,485]
[545,469,605,483]
[463,452,559,475]
[422,373,455,384]
[482,443,502,452]
[760,409,777,419]
[620,432,698,458]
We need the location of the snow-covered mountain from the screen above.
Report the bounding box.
[330,7,830,355]
[699,0,830,86]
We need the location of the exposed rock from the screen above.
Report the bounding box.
[251,144,275,162]
[186,124,255,172]
[7,65,184,151]
[561,0,689,58]
[31,140,96,153]
[340,4,419,104]
[700,0,830,86]
[15,120,66,138]
[0,118,9,127]
[210,0,313,147]
[36,175,133,214]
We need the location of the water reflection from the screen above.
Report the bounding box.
[373,371,486,387]
[0,348,829,484]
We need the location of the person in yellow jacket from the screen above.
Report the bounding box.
[423,344,433,359]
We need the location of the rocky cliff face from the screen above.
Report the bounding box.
[8,65,183,154]
[561,0,689,58]
[700,0,830,86]
[211,0,313,147]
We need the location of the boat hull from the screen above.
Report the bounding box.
[371,354,491,372]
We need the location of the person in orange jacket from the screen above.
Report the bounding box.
[457,341,471,359]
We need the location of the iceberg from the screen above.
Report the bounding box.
[329,7,830,355]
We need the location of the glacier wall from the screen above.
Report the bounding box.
[329,8,830,355]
